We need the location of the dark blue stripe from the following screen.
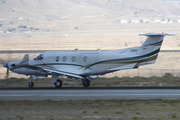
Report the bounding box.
[145,40,163,46]
[84,48,160,70]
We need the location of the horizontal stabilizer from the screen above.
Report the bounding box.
[139,33,175,36]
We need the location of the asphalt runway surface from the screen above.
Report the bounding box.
[0,87,180,100]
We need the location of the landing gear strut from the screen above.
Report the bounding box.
[28,76,34,88]
[54,79,63,88]
[82,79,91,87]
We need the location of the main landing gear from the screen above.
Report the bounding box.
[27,74,90,88]
[82,79,91,87]
[54,79,63,88]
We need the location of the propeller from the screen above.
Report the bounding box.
[5,67,9,79]
[2,54,29,79]
[0,54,12,79]
[3,62,9,79]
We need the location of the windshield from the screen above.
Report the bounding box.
[34,54,44,60]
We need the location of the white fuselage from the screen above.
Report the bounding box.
[28,47,140,76]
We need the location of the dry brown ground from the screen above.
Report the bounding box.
[0,24,180,50]
[0,99,180,120]
[0,77,179,88]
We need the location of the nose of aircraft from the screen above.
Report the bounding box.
[3,62,9,68]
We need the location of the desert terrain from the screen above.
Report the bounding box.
[1,76,180,87]
[0,1,180,120]
[0,99,180,120]
[0,0,180,79]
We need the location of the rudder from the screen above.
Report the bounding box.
[137,33,174,65]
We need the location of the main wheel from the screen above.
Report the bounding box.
[82,79,90,87]
[28,82,34,88]
[55,79,63,88]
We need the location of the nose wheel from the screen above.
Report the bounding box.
[28,75,35,88]
[54,79,63,88]
[82,79,91,87]
[28,82,34,88]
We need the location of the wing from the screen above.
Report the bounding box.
[42,68,84,79]
[17,54,84,79]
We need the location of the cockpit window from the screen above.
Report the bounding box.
[34,54,44,60]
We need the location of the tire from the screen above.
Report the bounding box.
[28,82,34,88]
[82,79,90,87]
[55,79,63,88]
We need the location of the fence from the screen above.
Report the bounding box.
[105,68,180,78]
[0,68,179,79]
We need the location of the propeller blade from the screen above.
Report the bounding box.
[5,68,9,79]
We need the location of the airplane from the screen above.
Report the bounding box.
[3,33,174,88]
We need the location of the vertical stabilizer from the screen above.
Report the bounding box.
[137,33,174,65]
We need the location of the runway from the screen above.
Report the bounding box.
[0,87,180,100]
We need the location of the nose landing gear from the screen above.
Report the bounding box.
[28,75,35,88]
[28,75,34,88]
[28,81,34,88]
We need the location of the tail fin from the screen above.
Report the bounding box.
[137,33,175,65]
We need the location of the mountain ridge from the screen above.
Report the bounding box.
[0,0,180,21]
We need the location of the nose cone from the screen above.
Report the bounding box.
[3,62,8,68]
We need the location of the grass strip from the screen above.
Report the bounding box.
[0,76,180,87]
[0,99,180,120]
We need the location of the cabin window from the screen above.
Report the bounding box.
[72,56,76,62]
[56,56,60,62]
[83,56,87,62]
[63,56,67,62]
